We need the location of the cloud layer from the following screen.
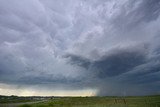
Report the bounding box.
[0,0,160,96]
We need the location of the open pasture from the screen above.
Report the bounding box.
[19,95,160,107]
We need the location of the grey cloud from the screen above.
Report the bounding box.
[119,57,160,84]
[94,48,160,95]
[111,0,160,30]
[92,48,147,77]
[67,46,147,77]
[0,0,160,96]
[65,54,91,69]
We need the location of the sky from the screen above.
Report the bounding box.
[0,0,160,96]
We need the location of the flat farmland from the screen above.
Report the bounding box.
[17,95,160,107]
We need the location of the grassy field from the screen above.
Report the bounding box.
[0,96,37,103]
[19,95,160,107]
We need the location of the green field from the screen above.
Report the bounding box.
[19,95,160,107]
[0,96,37,103]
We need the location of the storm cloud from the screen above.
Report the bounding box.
[0,0,160,96]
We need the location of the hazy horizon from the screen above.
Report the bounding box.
[0,0,160,96]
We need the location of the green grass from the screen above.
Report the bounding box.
[19,95,160,107]
[0,99,35,103]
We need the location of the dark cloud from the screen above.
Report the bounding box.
[65,54,91,69]
[135,0,160,22]
[92,48,147,77]
[112,0,160,30]
[67,46,147,77]
[119,57,160,84]
[0,0,160,96]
